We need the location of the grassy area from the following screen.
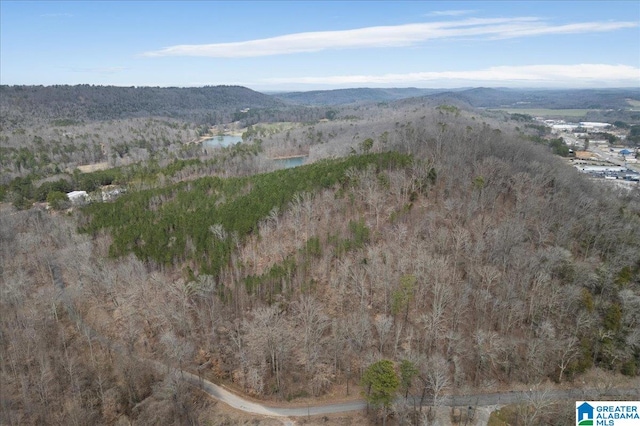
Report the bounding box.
[256,121,301,131]
[241,121,303,140]
[627,99,640,107]
[76,162,110,173]
[490,108,593,118]
[488,405,518,426]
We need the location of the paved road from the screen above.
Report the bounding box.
[591,146,640,173]
[54,262,639,419]
[182,370,638,418]
[182,370,367,417]
[430,388,639,407]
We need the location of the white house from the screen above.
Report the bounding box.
[66,190,88,205]
[579,122,610,130]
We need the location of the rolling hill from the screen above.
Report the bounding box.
[0,84,286,124]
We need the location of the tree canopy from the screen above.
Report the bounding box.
[361,359,399,410]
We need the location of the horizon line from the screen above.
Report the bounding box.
[2,83,640,92]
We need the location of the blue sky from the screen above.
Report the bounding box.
[1,1,639,90]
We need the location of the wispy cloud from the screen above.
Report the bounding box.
[425,10,477,17]
[488,21,640,39]
[263,64,640,87]
[142,17,637,58]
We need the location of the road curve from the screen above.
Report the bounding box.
[54,263,638,419]
[181,366,638,418]
[181,369,367,417]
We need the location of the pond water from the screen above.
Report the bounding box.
[273,156,306,168]
[202,136,307,169]
[202,135,243,148]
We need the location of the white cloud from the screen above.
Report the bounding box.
[142,17,637,58]
[425,10,477,17]
[488,21,640,38]
[263,64,640,88]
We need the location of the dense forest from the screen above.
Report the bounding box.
[1,87,640,424]
[0,85,336,183]
[0,85,283,124]
[2,85,639,186]
[278,87,640,127]
[276,87,640,110]
[427,87,640,110]
[275,88,444,106]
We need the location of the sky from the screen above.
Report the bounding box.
[1,1,639,91]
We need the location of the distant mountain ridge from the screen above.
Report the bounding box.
[2,85,638,128]
[0,85,285,123]
[274,87,450,106]
[427,87,640,109]
[275,87,640,109]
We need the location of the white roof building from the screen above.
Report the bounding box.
[576,166,626,173]
[551,124,579,131]
[579,122,611,129]
[66,190,88,204]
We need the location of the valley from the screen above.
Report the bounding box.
[1,85,639,425]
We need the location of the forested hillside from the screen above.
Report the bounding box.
[426,88,639,109]
[275,87,444,106]
[0,85,284,125]
[2,100,640,425]
[0,85,334,183]
[275,87,640,114]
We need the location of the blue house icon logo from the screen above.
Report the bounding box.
[577,402,594,425]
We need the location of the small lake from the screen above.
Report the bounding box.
[201,136,306,169]
[202,135,243,148]
[273,156,306,169]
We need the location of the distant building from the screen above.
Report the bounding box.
[575,151,596,160]
[552,124,579,132]
[579,122,610,129]
[576,165,627,173]
[66,190,87,205]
